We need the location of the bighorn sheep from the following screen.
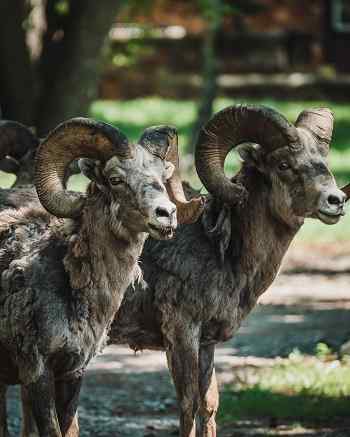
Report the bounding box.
[0,119,39,210]
[6,105,350,437]
[0,118,203,437]
[0,118,82,209]
[108,105,348,436]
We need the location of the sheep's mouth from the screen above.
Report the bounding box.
[148,223,174,240]
[317,209,343,225]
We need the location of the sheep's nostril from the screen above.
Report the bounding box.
[327,194,343,206]
[155,207,171,218]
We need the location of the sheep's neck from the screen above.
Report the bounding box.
[234,170,302,314]
[65,202,146,336]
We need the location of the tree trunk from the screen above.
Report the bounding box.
[188,0,223,153]
[0,0,37,125]
[37,0,126,134]
[0,0,125,134]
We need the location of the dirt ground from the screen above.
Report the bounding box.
[6,246,350,436]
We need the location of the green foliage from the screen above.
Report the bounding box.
[226,0,267,16]
[219,346,350,423]
[122,0,153,19]
[198,0,226,22]
[198,0,266,19]
[111,41,155,68]
[315,342,333,360]
[54,0,70,15]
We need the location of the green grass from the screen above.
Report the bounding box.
[294,214,350,243]
[91,97,350,167]
[90,97,350,243]
[1,97,349,243]
[90,97,350,186]
[219,347,350,424]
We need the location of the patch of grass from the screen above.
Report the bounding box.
[90,97,350,184]
[1,97,349,242]
[91,97,350,243]
[91,97,350,150]
[295,213,350,243]
[219,347,350,424]
[90,98,197,148]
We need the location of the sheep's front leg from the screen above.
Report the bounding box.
[21,375,81,437]
[166,322,200,437]
[21,386,38,437]
[55,377,82,437]
[197,345,219,437]
[0,384,10,437]
[25,368,61,437]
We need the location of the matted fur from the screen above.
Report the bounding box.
[0,141,179,436]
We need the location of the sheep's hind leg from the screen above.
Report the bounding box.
[0,384,10,437]
[55,377,82,437]
[197,345,219,437]
[25,368,61,437]
[165,322,200,437]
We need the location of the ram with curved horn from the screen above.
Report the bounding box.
[105,104,347,437]
[0,118,203,437]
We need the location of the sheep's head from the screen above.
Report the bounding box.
[195,105,347,228]
[0,120,39,186]
[35,119,203,240]
[79,145,178,239]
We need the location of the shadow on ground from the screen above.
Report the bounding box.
[6,273,350,436]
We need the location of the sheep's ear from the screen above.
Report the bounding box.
[164,161,175,180]
[79,158,103,182]
[236,143,262,167]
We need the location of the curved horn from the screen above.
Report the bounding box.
[0,120,39,161]
[35,117,131,218]
[341,183,350,202]
[139,125,204,224]
[295,108,334,156]
[195,105,299,204]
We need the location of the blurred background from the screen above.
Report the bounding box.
[2,0,350,435]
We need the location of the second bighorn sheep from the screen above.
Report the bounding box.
[0,118,203,437]
[110,105,348,436]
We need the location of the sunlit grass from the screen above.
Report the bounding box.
[91,97,350,154]
[90,97,350,243]
[219,346,350,423]
[1,97,349,243]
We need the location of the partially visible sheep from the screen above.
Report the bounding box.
[0,119,39,188]
[0,118,80,210]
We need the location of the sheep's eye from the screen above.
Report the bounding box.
[278,162,290,171]
[109,177,124,186]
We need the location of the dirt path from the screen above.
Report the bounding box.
[6,267,350,436]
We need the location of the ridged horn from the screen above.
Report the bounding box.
[35,117,131,218]
[341,183,350,202]
[195,105,299,204]
[295,108,334,156]
[139,125,204,223]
